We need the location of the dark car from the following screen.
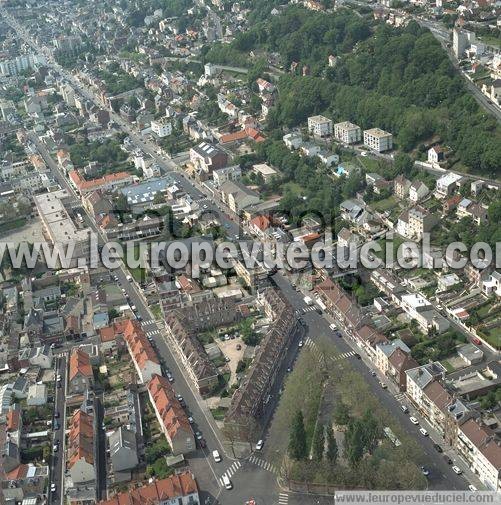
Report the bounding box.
[354,353,361,359]
[443,455,453,465]
[433,444,443,453]
[199,438,207,449]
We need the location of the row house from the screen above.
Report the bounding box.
[315,277,369,330]
[405,362,447,416]
[69,169,135,195]
[375,339,418,391]
[457,418,501,491]
[226,289,298,438]
[147,374,195,455]
[68,348,94,395]
[97,471,199,505]
[123,319,161,383]
[67,409,95,484]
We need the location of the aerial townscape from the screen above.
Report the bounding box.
[0,0,500,505]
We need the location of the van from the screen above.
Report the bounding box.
[222,474,232,490]
[212,450,221,463]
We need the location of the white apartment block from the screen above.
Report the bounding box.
[334,121,362,144]
[363,128,393,152]
[151,117,172,138]
[308,115,333,137]
[435,172,463,198]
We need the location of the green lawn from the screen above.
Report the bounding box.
[370,195,398,213]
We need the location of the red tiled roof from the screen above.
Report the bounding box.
[148,374,192,442]
[69,348,93,381]
[97,472,198,505]
[67,409,94,468]
[6,410,20,431]
[69,169,132,192]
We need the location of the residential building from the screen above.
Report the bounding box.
[421,380,453,436]
[97,472,199,505]
[123,319,162,383]
[483,271,501,297]
[409,181,429,203]
[69,170,135,195]
[109,426,138,474]
[283,132,303,150]
[394,175,411,200]
[400,291,449,333]
[334,121,362,144]
[148,374,195,455]
[456,199,488,225]
[435,172,463,199]
[164,298,237,394]
[428,146,444,164]
[27,384,47,406]
[189,142,228,175]
[405,362,447,413]
[219,180,260,214]
[457,418,501,491]
[226,289,298,439]
[68,348,94,395]
[363,128,393,152]
[307,115,333,137]
[212,165,241,187]
[398,206,438,241]
[252,163,278,182]
[67,409,95,484]
[151,117,172,138]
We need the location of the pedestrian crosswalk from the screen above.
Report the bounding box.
[146,328,161,338]
[278,492,289,504]
[218,460,242,486]
[248,454,278,474]
[302,305,317,313]
[330,350,356,362]
[395,392,406,402]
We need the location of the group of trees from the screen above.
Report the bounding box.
[96,62,142,96]
[69,137,128,169]
[207,7,371,74]
[233,6,500,175]
[344,410,382,467]
[289,410,338,465]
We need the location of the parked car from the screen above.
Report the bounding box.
[433,443,443,453]
[255,439,264,451]
[468,485,478,492]
[452,465,462,475]
[420,466,430,476]
[419,428,429,437]
[443,455,453,465]
[400,405,408,414]
[213,450,221,463]
[409,416,419,425]
[195,431,203,441]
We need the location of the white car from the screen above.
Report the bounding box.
[212,449,221,462]
[329,323,337,331]
[298,340,304,348]
[419,428,429,437]
[255,439,264,451]
[409,416,419,425]
[50,483,56,492]
[452,466,462,475]
[222,474,232,490]
[468,485,478,492]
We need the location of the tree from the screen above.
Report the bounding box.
[326,427,338,465]
[288,410,307,460]
[312,423,325,461]
[333,401,350,425]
